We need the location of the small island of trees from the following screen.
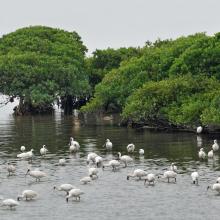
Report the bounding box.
[0,26,220,131]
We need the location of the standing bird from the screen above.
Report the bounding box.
[66,189,84,202]
[80,176,92,184]
[87,152,98,164]
[59,158,66,166]
[127,169,147,180]
[159,170,177,183]
[69,137,80,153]
[2,199,19,209]
[118,152,133,168]
[207,183,220,194]
[196,126,203,134]
[17,149,34,162]
[20,146,26,152]
[170,163,177,172]
[198,148,206,159]
[103,139,113,150]
[54,184,75,195]
[208,150,214,158]
[127,143,135,153]
[95,156,103,167]
[17,190,38,201]
[88,167,98,178]
[40,145,48,156]
[25,169,47,182]
[191,172,199,185]
[7,163,16,176]
[103,160,120,171]
[144,173,156,185]
[139,149,144,155]
[212,140,219,152]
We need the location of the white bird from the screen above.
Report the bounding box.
[208,150,214,158]
[144,173,156,185]
[127,169,147,180]
[139,149,144,155]
[87,152,98,164]
[40,145,48,156]
[198,148,206,159]
[95,156,103,167]
[54,184,76,195]
[17,190,38,201]
[88,167,98,178]
[7,163,16,176]
[127,143,135,153]
[2,199,19,209]
[212,140,219,151]
[118,152,133,168]
[216,177,220,183]
[25,169,46,181]
[80,176,92,184]
[104,139,113,150]
[103,160,120,171]
[20,146,26,152]
[207,183,220,194]
[59,158,66,166]
[17,149,34,161]
[191,172,199,185]
[69,137,80,153]
[196,126,203,134]
[170,163,177,172]
[160,170,177,183]
[66,189,84,202]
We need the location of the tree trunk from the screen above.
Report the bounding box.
[63,95,73,115]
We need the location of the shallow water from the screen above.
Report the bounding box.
[0,105,220,220]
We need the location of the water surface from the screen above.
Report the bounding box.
[0,105,220,220]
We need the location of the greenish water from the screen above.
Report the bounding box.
[0,104,220,220]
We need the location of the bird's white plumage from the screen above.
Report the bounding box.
[139,149,144,155]
[80,176,92,184]
[170,163,177,172]
[196,126,203,134]
[104,139,113,150]
[127,143,135,153]
[59,158,66,166]
[2,199,19,209]
[26,169,46,181]
[18,190,38,201]
[66,189,84,202]
[208,150,214,158]
[144,173,156,185]
[127,169,147,180]
[118,152,133,167]
[212,140,219,151]
[40,145,48,156]
[54,184,75,193]
[69,137,80,153]
[198,148,206,159]
[20,146,26,152]
[191,172,199,184]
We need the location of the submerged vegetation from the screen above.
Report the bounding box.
[0,26,220,129]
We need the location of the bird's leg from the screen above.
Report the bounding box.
[168,178,170,183]
[78,196,80,201]
[175,178,176,183]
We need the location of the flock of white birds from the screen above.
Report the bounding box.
[1,133,220,210]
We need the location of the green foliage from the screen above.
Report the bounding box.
[86,47,143,90]
[122,75,220,126]
[84,32,220,127]
[83,33,208,113]
[0,26,90,109]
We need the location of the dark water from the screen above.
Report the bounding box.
[0,104,220,220]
